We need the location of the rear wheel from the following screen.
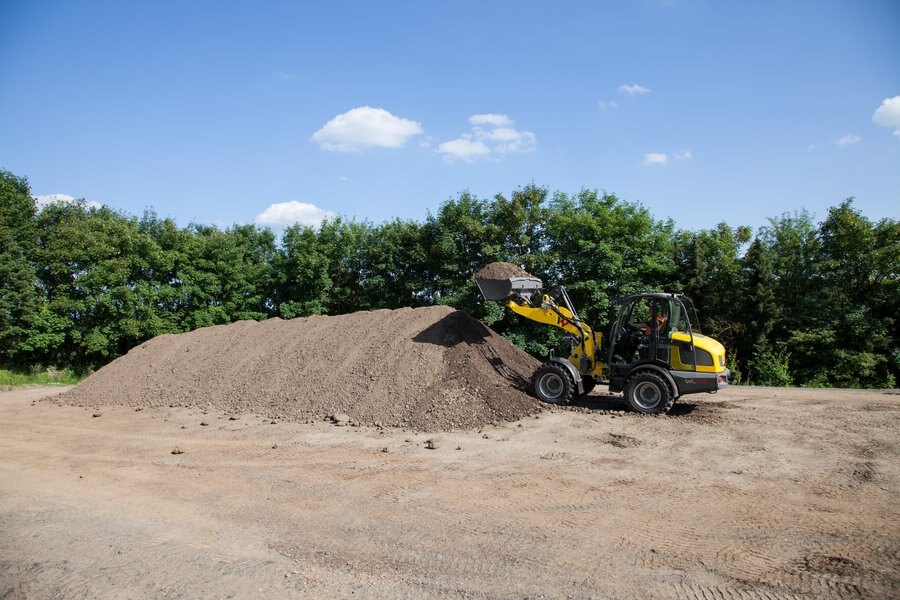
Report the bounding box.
[626,371,675,414]
[532,363,575,405]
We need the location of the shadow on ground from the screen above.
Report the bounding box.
[565,394,700,416]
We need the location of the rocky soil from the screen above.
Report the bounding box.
[60,306,542,431]
[473,261,534,280]
[1,385,897,598]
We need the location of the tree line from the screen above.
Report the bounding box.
[2,169,897,387]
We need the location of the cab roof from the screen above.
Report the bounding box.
[614,292,686,305]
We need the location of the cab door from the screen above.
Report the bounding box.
[648,297,673,365]
[667,298,697,371]
[609,296,673,367]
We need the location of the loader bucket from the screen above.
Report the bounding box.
[475,276,544,302]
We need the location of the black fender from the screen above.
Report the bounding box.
[548,356,584,395]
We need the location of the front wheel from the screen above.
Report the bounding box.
[532,363,575,404]
[626,371,676,414]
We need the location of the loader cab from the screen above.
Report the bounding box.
[609,294,686,366]
[606,293,729,401]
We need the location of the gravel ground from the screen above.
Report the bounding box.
[1,385,898,599]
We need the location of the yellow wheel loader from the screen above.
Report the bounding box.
[476,271,732,414]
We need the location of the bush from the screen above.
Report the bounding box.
[726,348,742,385]
[749,350,792,386]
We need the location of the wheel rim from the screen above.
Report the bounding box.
[632,381,662,409]
[538,372,566,402]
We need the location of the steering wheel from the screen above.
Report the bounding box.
[625,321,650,335]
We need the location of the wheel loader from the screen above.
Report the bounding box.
[475,268,732,414]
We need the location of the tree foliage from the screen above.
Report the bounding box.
[0,170,896,387]
[0,171,42,368]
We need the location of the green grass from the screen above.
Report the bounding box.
[0,368,84,387]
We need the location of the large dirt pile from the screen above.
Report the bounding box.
[61,306,542,430]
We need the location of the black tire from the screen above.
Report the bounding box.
[581,376,596,396]
[532,363,575,405]
[625,371,676,414]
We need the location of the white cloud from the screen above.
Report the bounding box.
[644,153,668,166]
[34,193,75,209]
[439,114,536,162]
[254,201,334,228]
[598,100,618,111]
[311,106,423,152]
[808,134,864,151]
[33,194,101,210]
[619,83,651,95]
[481,126,537,153]
[438,138,491,162]
[835,134,862,146]
[468,114,513,127]
[674,150,692,160]
[872,96,900,136]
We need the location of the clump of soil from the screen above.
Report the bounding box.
[474,262,534,280]
[60,306,542,431]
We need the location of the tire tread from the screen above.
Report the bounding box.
[532,363,575,405]
[626,370,675,414]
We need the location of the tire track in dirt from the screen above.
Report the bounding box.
[3,385,899,599]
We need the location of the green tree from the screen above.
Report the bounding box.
[0,171,42,367]
[760,210,823,338]
[808,200,898,387]
[360,219,428,310]
[318,218,370,315]
[487,184,553,275]
[3,166,896,388]
[137,209,191,332]
[738,238,781,381]
[672,223,751,338]
[757,201,898,387]
[225,224,277,320]
[274,218,370,318]
[545,189,675,328]
[174,223,276,328]
[421,191,502,316]
[35,203,172,370]
[482,185,558,354]
[274,223,331,318]
[819,199,898,309]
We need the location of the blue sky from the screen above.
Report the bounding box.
[2,0,898,232]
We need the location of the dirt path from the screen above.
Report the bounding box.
[2,386,898,598]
